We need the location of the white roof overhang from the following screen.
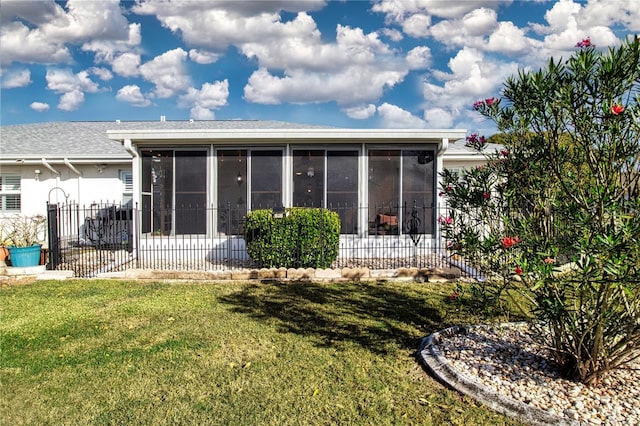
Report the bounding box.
[107,128,468,146]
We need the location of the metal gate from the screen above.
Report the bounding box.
[47,202,136,277]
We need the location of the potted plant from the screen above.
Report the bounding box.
[1,215,46,267]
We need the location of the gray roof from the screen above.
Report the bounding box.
[446,138,503,155]
[0,120,333,159]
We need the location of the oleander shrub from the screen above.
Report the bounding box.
[440,36,640,385]
[244,208,340,269]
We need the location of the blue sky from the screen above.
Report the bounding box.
[1,0,638,134]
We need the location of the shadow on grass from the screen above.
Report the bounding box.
[219,281,447,355]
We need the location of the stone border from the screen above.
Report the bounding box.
[418,325,576,426]
[99,266,462,282]
[1,265,463,282]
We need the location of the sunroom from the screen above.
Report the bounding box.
[107,124,466,265]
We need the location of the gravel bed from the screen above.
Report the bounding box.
[433,323,640,425]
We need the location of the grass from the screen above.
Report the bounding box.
[1,279,525,425]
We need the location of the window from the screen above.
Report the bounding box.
[368,150,400,234]
[293,150,324,207]
[141,149,207,235]
[251,150,283,209]
[368,149,435,235]
[217,150,247,234]
[402,150,434,234]
[120,171,133,207]
[292,149,358,233]
[0,175,21,212]
[327,151,358,233]
[217,149,283,234]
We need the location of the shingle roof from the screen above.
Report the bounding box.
[446,138,503,155]
[0,120,333,159]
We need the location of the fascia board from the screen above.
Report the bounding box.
[107,128,468,143]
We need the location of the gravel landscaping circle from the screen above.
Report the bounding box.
[419,323,640,426]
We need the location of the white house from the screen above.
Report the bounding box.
[1,120,492,273]
[0,121,133,215]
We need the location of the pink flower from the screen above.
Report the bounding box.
[438,216,453,225]
[483,192,490,199]
[515,266,523,275]
[610,104,625,115]
[473,100,484,110]
[485,97,497,106]
[543,257,554,264]
[576,37,593,48]
[501,236,519,249]
[500,149,510,157]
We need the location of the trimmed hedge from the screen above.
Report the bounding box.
[243,208,340,269]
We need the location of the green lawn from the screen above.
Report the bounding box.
[1,279,524,425]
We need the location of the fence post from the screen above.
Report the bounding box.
[227,202,232,264]
[46,202,60,270]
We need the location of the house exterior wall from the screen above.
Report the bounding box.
[0,163,131,217]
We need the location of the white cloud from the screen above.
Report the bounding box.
[0,21,71,66]
[343,104,376,119]
[406,46,432,70]
[46,69,99,94]
[461,7,499,36]
[241,23,409,106]
[132,3,410,109]
[30,102,50,112]
[82,23,142,69]
[178,80,229,111]
[139,48,191,98]
[580,0,640,32]
[244,64,406,106]
[1,69,31,89]
[133,1,325,49]
[116,85,151,107]
[401,14,432,38]
[421,47,518,128]
[111,52,141,77]
[90,67,113,81]
[372,0,509,25]
[380,28,403,42]
[190,105,216,120]
[529,0,630,59]
[58,89,84,111]
[486,21,532,54]
[430,8,498,49]
[45,68,100,111]
[423,107,454,128]
[1,0,132,67]
[189,49,221,64]
[39,0,129,43]
[377,103,427,128]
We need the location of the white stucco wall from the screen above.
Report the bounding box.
[1,163,131,218]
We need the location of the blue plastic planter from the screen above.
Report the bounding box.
[7,245,42,267]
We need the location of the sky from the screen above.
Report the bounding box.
[1,0,638,134]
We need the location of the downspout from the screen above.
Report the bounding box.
[41,158,60,175]
[123,138,138,205]
[123,138,139,262]
[64,158,82,175]
[64,158,82,207]
[437,137,449,155]
[435,138,448,256]
[123,138,137,158]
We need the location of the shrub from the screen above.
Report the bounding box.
[244,208,340,269]
[441,36,640,385]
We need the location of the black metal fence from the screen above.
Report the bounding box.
[46,202,478,279]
